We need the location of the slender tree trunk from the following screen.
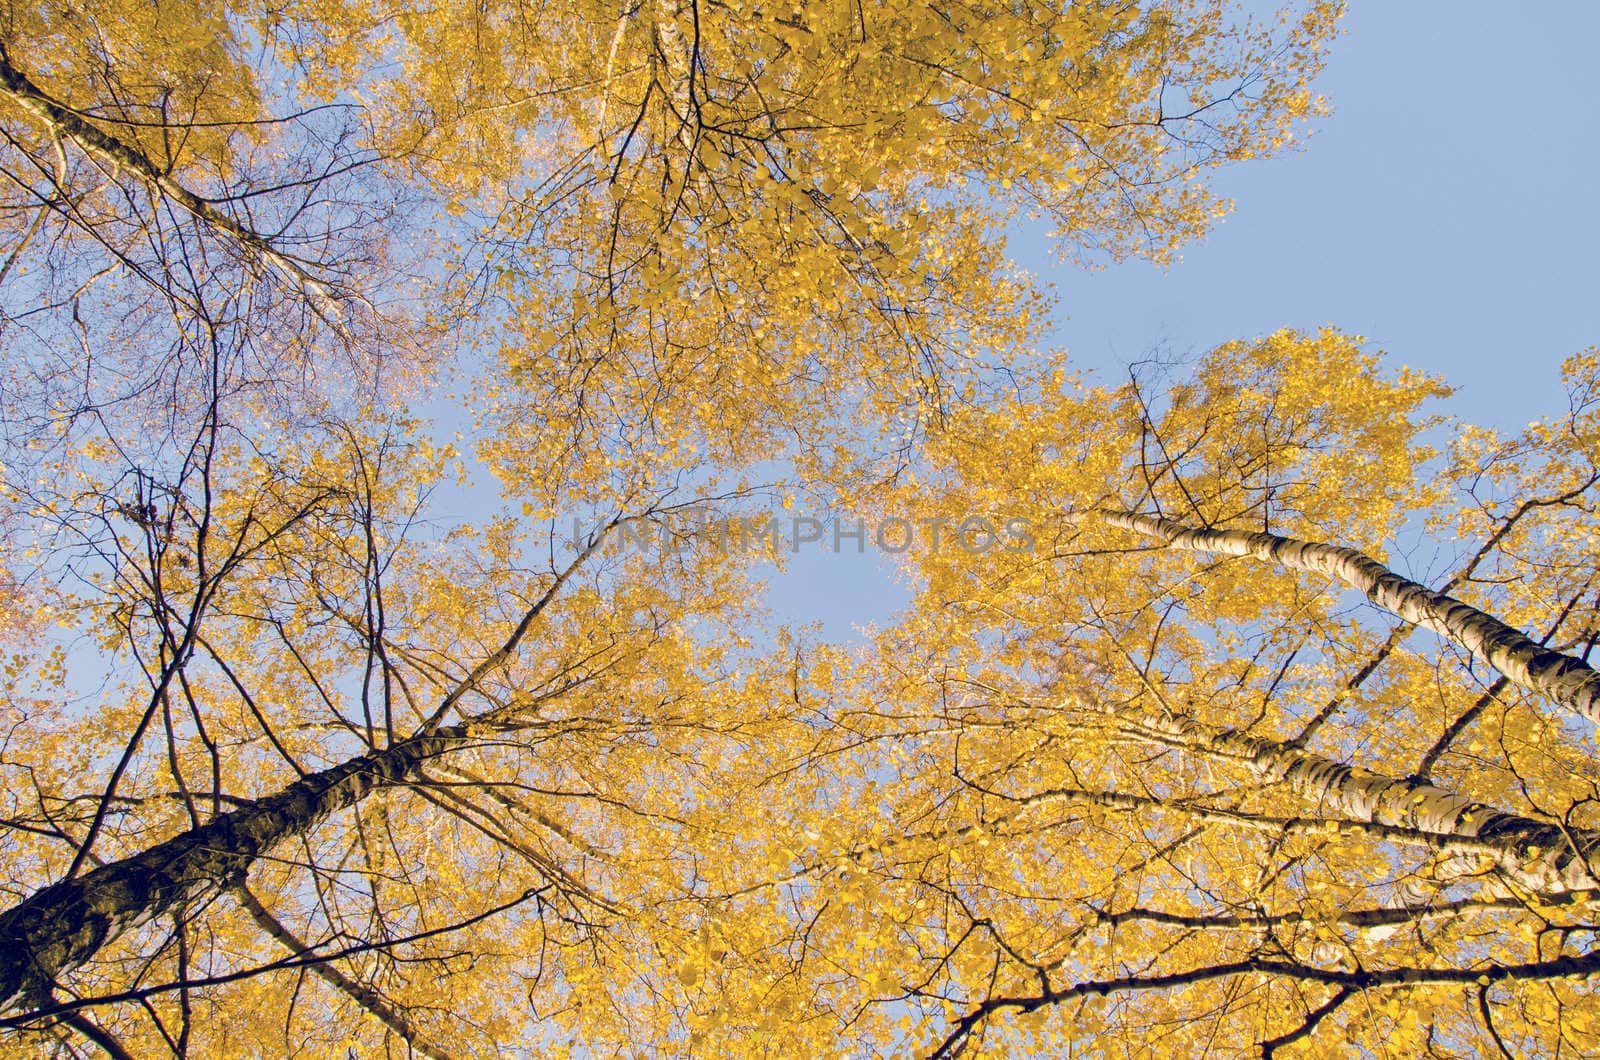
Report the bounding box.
[0,43,346,325]
[1088,509,1600,725]
[0,519,618,1016]
[235,885,460,1060]
[1101,703,1599,894]
[0,727,472,1015]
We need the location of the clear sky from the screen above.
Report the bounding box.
[761,0,1600,642]
[1040,1,1600,433]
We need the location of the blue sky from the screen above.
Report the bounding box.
[1042,1,1599,431]
[762,1,1600,641]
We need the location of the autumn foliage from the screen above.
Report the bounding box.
[3,1,1599,1057]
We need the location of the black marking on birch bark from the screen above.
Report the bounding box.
[0,727,470,1014]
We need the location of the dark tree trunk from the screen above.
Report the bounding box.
[0,726,470,1014]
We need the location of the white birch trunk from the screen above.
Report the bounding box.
[1089,509,1600,725]
[1104,705,1598,894]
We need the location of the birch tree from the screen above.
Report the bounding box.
[15,1,1597,1057]
[786,334,1600,1057]
[0,409,781,1053]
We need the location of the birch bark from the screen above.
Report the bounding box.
[0,43,347,328]
[234,885,461,1060]
[1086,509,1600,725]
[0,726,473,1014]
[1096,703,1598,894]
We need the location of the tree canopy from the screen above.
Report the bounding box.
[4,1,1599,1057]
